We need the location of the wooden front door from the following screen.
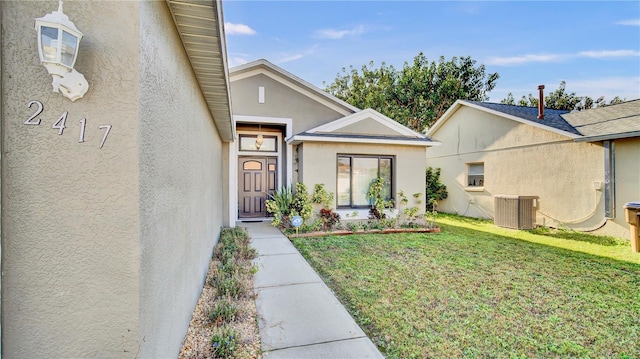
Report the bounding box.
[239,157,277,218]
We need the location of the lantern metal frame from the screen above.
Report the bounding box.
[34,1,89,101]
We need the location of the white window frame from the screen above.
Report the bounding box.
[466,162,484,191]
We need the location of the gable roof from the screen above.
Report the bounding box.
[229,59,360,116]
[167,0,234,141]
[288,108,439,147]
[563,99,640,142]
[428,100,581,139]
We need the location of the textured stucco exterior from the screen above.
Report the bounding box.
[611,138,640,238]
[230,73,350,133]
[425,104,640,238]
[426,105,609,232]
[2,1,227,357]
[299,142,427,214]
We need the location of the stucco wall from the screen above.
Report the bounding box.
[230,73,347,133]
[138,2,225,357]
[2,1,141,357]
[299,142,426,214]
[610,138,640,238]
[426,106,606,231]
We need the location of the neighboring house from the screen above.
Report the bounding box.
[228,59,438,221]
[1,1,233,357]
[426,99,640,239]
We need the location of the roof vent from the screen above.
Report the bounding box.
[537,85,545,119]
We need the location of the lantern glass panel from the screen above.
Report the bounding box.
[61,30,78,67]
[40,26,59,62]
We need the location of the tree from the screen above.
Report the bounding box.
[325,53,499,132]
[501,81,626,111]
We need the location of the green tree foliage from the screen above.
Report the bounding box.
[425,167,448,210]
[501,81,626,111]
[325,53,499,132]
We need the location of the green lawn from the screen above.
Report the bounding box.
[292,214,640,358]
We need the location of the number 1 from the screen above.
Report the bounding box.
[79,118,86,143]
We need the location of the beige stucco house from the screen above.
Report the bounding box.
[426,99,640,238]
[1,0,233,357]
[1,1,436,357]
[228,59,438,221]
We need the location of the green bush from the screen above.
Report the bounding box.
[211,325,238,358]
[209,300,238,325]
[426,167,448,210]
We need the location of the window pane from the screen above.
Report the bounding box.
[61,31,78,67]
[337,157,351,206]
[243,160,262,171]
[352,157,378,206]
[469,163,484,175]
[239,135,277,152]
[41,26,59,62]
[380,158,392,200]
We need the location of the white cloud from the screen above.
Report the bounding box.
[488,49,640,66]
[276,45,318,64]
[314,25,365,39]
[228,57,250,68]
[486,54,566,66]
[578,50,640,58]
[568,76,640,101]
[224,22,256,35]
[615,19,640,26]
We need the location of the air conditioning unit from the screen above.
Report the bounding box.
[494,195,539,230]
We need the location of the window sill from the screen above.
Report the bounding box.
[465,187,484,192]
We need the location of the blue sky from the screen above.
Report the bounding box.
[222,1,640,103]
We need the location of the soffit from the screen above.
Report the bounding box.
[166,0,235,141]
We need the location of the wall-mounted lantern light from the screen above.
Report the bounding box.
[35,1,89,101]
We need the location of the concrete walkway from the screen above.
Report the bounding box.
[240,221,384,358]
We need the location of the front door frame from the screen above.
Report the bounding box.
[229,115,293,224]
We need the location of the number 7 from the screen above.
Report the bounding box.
[99,125,112,149]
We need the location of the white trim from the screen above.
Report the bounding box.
[287,135,440,147]
[258,86,265,104]
[308,108,424,138]
[232,115,294,222]
[428,100,581,139]
[228,142,237,227]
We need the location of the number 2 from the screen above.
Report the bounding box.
[25,100,44,125]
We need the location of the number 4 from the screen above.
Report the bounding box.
[52,111,68,135]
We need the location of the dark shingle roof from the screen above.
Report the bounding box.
[466,101,580,136]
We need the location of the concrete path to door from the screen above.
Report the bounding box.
[240,221,384,358]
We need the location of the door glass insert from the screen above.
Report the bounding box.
[243,160,262,171]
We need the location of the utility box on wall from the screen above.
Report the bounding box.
[494,195,539,230]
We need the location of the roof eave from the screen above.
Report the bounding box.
[574,131,640,142]
[286,135,440,147]
[167,0,235,142]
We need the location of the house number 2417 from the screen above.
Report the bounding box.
[25,100,112,149]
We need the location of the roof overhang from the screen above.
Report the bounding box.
[428,100,581,140]
[287,133,440,147]
[573,131,640,142]
[166,0,235,142]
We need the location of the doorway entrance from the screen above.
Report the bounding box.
[238,156,277,218]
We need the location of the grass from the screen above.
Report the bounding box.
[292,214,640,358]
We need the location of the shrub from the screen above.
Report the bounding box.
[368,177,394,220]
[426,167,448,210]
[319,208,341,231]
[211,325,238,358]
[209,300,238,326]
[311,183,335,208]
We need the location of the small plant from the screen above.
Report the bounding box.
[216,274,244,299]
[346,221,361,232]
[311,183,335,208]
[368,177,394,220]
[319,208,341,231]
[265,186,294,228]
[209,300,238,326]
[211,325,238,358]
